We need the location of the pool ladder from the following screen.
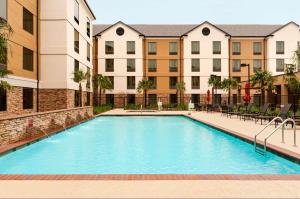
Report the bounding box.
[254,117,297,155]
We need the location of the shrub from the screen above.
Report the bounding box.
[93,104,113,114]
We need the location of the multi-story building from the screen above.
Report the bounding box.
[0,0,95,117]
[93,21,300,107]
[40,0,96,111]
[0,0,39,116]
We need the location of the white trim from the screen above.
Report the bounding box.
[1,75,37,88]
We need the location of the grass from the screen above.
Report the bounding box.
[93,104,113,114]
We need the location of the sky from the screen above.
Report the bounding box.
[88,0,300,25]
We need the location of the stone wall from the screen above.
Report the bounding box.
[0,87,37,118]
[0,107,93,146]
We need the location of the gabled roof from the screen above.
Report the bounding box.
[94,21,144,37]
[267,21,299,36]
[93,21,299,37]
[83,0,96,20]
[183,21,230,36]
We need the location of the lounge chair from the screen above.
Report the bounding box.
[227,104,242,118]
[221,104,233,116]
[237,103,253,120]
[255,104,292,126]
[241,103,270,121]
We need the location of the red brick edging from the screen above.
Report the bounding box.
[0,174,300,180]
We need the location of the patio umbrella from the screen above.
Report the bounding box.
[206,90,211,104]
[243,82,251,103]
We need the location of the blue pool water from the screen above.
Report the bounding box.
[0,116,300,174]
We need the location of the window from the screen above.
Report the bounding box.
[169,77,177,89]
[276,59,285,72]
[213,59,221,72]
[23,88,33,109]
[105,59,114,72]
[148,94,157,105]
[87,18,90,37]
[213,41,221,54]
[148,76,157,89]
[0,89,7,111]
[86,67,91,89]
[127,94,135,104]
[232,60,241,72]
[0,0,7,20]
[127,59,135,72]
[87,42,90,61]
[232,76,241,83]
[105,41,114,54]
[169,42,178,55]
[276,41,285,54]
[86,92,91,106]
[191,59,200,72]
[23,8,33,34]
[191,41,200,54]
[148,59,156,72]
[191,76,200,89]
[127,41,135,54]
[169,60,178,72]
[23,47,33,71]
[74,59,79,72]
[253,59,262,72]
[74,29,79,53]
[253,42,262,55]
[191,94,200,104]
[74,90,80,107]
[169,94,177,104]
[127,76,135,89]
[74,0,79,24]
[108,76,114,89]
[148,42,157,55]
[232,42,241,55]
[106,94,114,105]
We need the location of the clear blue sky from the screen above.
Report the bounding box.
[88,0,300,25]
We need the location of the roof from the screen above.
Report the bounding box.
[93,21,299,37]
[83,0,96,20]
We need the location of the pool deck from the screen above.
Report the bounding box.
[1,109,300,198]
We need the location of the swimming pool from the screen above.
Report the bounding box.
[0,116,299,174]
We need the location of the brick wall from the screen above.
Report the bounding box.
[0,107,93,146]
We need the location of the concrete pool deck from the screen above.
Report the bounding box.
[1,109,300,198]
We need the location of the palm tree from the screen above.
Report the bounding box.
[73,70,88,107]
[0,20,13,91]
[175,81,186,104]
[250,71,274,105]
[137,79,153,107]
[221,78,238,104]
[93,74,113,105]
[208,75,222,105]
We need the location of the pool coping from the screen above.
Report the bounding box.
[0,113,300,181]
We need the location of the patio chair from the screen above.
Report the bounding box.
[227,104,242,118]
[241,103,270,121]
[237,103,253,120]
[221,104,233,116]
[255,104,292,126]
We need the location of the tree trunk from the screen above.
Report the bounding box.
[228,88,231,105]
[99,88,102,105]
[212,87,215,105]
[79,83,82,107]
[261,88,265,105]
[144,90,147,107]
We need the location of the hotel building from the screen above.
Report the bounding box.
[93,21,300,106]
[0,0,95,117]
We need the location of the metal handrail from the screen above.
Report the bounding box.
[254,117,283,150]
[263,118,297,152]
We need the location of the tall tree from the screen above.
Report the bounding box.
[137,79,153,107]
[73,70,88,107]
[221,78,238,104]
[250,71,274,105]
[208,75,222,105]
[93,74,113,105]
[175,81,186,104]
